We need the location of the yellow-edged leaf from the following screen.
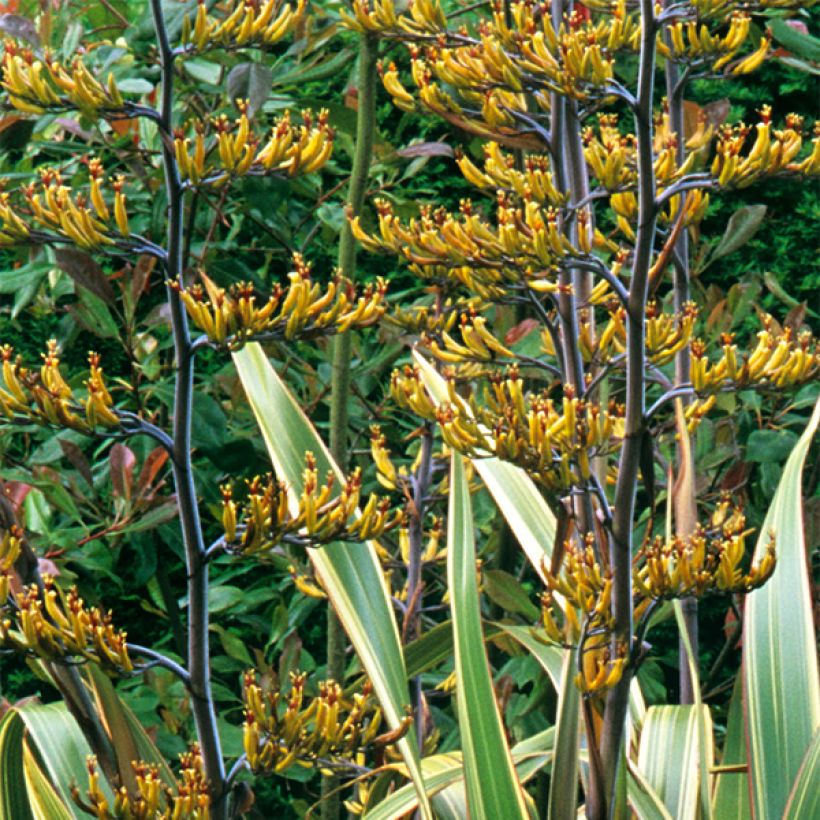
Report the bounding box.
[743,398,820,818]
[233,343,430,817]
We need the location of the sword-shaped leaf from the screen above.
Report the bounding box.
[233,343,429,816]
[447,452,529,819]
[743,398,820,818]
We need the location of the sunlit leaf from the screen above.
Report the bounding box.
[233,343,430,817]
[743,398,820,818]
[447,452,529,819]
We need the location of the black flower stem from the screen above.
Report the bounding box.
[149,1,227,814]
[599,0,659,813]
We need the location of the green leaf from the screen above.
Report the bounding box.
[626,759,674,820]
[745,428,799,463]
[226,62,274,116]
[1,702,115,817]
[768,18,820,63]
[637,705,712,820]
[0,710,34,820]
[704,205,767,268]
[21,745,74,820]
[783,729,820,819]
[673,601,713,820]
[448,452,528,819]
[482,569,541,620]
[743,398,820,819]
[493,624,564,690]
[365,729,555,820]
[548,648,581,820]
[232,343,430,817]
[712,676,749,820]
[84,665,177,792]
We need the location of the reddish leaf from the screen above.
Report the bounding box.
[55,247,117,306]
[720,460,750,493]
[59,439,94,487]
[784,302,807,333]
[3,481,32,514]
[504,318,539,346]
[130,254,156,306]
[110,443,137,502]
[396,141,454,159]
[136,447,170,499]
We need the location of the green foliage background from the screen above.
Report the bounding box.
[0,0,816,815]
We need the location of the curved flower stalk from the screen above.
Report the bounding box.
[0,163,166,257]
[218,455,404,556]
[174,107,335,186]
[173,257,387,349]
[0,342,121,433]
[242,671,410,774]
[0,575,133,675]
[1,40,144,119]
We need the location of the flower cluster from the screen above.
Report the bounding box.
[74,746,209,819]
[657,14,770,74]
[538,505,775,694]
[690,320,820,392]
[712,108,820,187]
[392,366,625,490]
[173,257,387,348]
[174,107,334,186]
[0,525,22,602]
[0,163,132,250]
[0,342,120,433]
[350,197,594,300]
[634,519,775,601]
[1,574,132,674]
[1,41,129,118]
[243,671,410,774]
[181,0,307,52]
[220,453,403,555]
[347,0,642,106]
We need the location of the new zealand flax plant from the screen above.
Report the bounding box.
[0,0,818,817]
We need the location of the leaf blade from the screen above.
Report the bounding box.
[743,398,820,818]
[447,452,529,819]
[232,343,429,816]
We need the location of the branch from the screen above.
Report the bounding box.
[149,0,226,814]
[128,644,191,684]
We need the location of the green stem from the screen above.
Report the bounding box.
[663,16,699,705]
[323,32,379,820]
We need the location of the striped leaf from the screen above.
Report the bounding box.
[85,665,176,791]
[783,728,820,819]
[626,759,673,820]
[712,676,749,820]
[637,705,712,820]
[0,708,34,820]
[548,647,581,820]
[22,745,74,820]
[743,398,820,818]
[365,728,555,820]
[448,452,529,819]
[233,343,429,816]
[0,702,115,819]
